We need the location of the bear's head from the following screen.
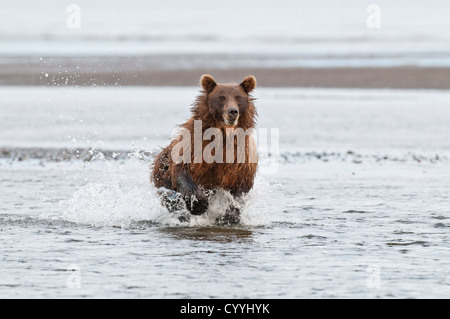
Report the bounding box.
[199,74,257,130]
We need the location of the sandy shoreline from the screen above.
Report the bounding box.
[1,55,450,89]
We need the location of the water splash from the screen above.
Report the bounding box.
[49,149,270,228]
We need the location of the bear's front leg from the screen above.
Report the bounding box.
[217,205,240,225]
[175,166,208,215]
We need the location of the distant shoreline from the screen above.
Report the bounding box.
[1,56,450,89]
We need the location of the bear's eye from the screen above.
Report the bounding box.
[219,96,226,101]
[235,96,241,101]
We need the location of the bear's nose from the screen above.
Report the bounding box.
[228,108,239,118]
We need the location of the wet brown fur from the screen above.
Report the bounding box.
[151,75,258,214]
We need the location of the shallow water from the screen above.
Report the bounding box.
[1,87,450,298]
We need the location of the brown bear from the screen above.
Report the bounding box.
[151,74,258,223]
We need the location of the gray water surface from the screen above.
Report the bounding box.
[1,87,450,298]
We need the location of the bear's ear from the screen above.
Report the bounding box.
[200,74,217,93]
[240,75,256,94]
